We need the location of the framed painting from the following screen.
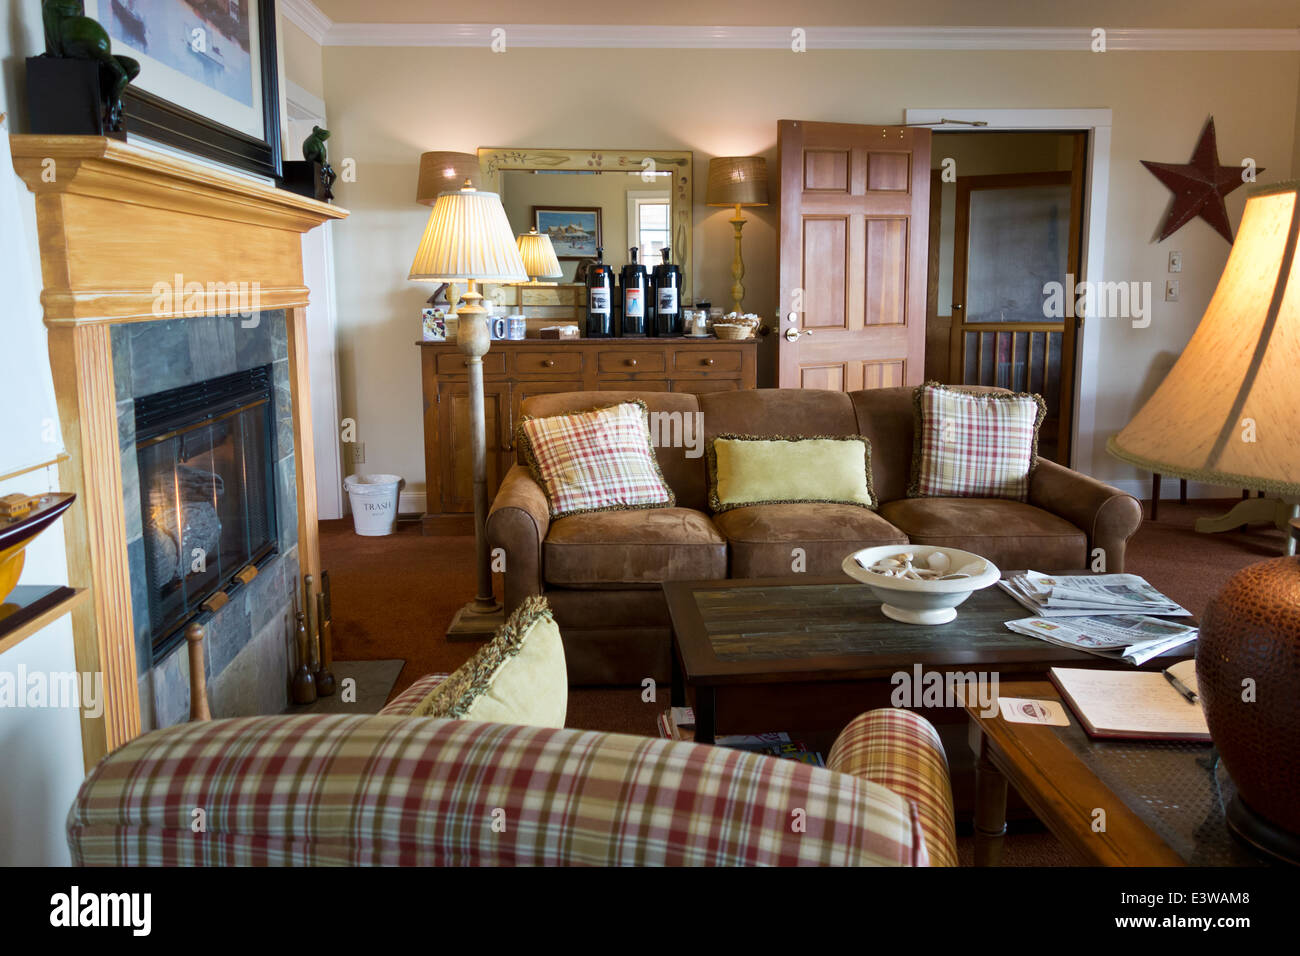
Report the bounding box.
[533,206,603,260]
[86,0,282,179]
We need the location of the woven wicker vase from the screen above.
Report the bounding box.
[1197,554,1300,859]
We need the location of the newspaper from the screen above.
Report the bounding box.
[1006,613,1197,666]
[1000,571,1191,618]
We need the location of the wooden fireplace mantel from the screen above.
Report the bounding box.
[11,135,347,768]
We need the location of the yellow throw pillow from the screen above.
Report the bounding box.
[411,596,567,727]
[707,434,876,513]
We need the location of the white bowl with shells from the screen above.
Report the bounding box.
[841,545,1001,625]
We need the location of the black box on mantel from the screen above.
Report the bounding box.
[25,57,123,137]
[280,160,333,202]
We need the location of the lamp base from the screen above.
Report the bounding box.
[1194,496,1298,555]
[1226,794,1300,866]
[446,600,503,642]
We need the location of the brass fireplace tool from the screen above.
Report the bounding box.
[291,603,316,704]
[304,573,335,696]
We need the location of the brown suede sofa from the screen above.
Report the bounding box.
[487,387,1143,685]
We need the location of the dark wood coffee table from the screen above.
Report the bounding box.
[663,576,1193,745]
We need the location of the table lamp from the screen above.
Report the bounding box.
[409,180,528,633]
[706,156,768,313]
[416,152,482,315]
[515,227,563,285]
[1110,179,1300,863]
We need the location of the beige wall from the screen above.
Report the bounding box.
[281,18,326,102]
[322,45,1299,499]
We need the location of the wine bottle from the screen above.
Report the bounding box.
[652,246,683,336]
[585,246,615,337]
[620,247,648,337]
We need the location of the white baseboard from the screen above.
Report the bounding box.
[398,491,427,515]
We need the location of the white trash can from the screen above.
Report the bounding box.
[344,474,403,536]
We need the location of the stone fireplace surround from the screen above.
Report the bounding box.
[11,135,345,767]
[114,312,300,730]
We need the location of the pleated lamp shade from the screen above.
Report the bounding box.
[408,185,528,283]
[1108,181,1300,494]
[706,156,769,207]
[516,228,562,280]
[416,151,481,204]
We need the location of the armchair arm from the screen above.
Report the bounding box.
[1028,458,1143,573]
[69,716,928,866]
[486,464,551,612]
[827,709,957,867]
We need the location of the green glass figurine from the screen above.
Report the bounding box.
[301,125,336,201]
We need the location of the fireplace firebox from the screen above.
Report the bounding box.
[134,365,279,653]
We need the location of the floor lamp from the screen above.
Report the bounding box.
[409,180,528,636]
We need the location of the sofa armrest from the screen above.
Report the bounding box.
[486,464,551,613]
[1028,458,1143,573]
[379,673,451,715]
[827,709,957,867]
[69,716,929,866]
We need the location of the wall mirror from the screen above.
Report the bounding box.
[478,148,693,302]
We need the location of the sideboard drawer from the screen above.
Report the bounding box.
[598,350,666,374]
[672,349,743,374]
[511,350,583,376]
[436,352,507,376]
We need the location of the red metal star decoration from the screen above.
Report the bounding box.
[1141,117,1260,243]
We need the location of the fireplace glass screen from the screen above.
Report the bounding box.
[135,366,278,651]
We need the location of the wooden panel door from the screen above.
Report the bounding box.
[778,120,931,390]
[436,381,509,513]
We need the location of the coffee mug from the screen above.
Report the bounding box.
[488,316,508,340]
[507,315,527,340]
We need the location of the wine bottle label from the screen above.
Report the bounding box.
[589,288,611,314]
[657,287,678,313]
[624,289,644,318]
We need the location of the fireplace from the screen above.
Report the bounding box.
[134,365,279,655]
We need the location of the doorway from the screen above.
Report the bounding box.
[925,130,1087,464]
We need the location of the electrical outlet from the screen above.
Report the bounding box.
[1168,251,1182,273]
[352,442,365,464]
[1165,280,1180,302]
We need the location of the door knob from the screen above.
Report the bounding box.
[543,359,555,367]
[627,358,638,367]
[785,327,813,343]
[703,358,715,366]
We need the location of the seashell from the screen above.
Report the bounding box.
[898,552,914,562]
[903,569,923,580]
[879,557,902,568]
[926,552,951,572]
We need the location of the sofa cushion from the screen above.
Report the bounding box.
[518,400,674,518]
[713,503,908,578]
[878,497,1086,570]
[544,507,727,586]
[708,434,876,512]
[909,382,1046,500]
[410,596,567,727]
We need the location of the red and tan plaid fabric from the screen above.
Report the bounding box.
[517,401,674,518]
[379,674,450,716]
[68,714,933,867]
[911,383,1044,500]
[827,708,958,867]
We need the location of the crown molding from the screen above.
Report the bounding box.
[281,0,334,45]
[307,21,1300,51]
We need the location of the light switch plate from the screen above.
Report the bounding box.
[1168,251,1182,273]
[352,442,365,464]
[1165,279,1180,302]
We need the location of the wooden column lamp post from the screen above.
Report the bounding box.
[706,156,768,314]
[409,179,528,636]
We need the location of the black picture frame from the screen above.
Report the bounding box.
[120,0,282,181]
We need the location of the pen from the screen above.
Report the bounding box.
[1163,668,1198,704]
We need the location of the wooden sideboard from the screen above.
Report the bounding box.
[416,337,758,533]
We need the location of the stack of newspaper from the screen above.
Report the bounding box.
[1000,571,1196,665]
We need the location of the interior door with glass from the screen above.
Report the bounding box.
[951,169,1083,463]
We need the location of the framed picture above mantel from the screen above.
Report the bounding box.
[86,0,282,180]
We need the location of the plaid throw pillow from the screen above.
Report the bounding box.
[518,400,675,518]
[909,382,1045,500]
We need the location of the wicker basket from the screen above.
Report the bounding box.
[711,323,754,340]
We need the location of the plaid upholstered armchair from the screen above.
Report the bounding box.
[67,682,956,866]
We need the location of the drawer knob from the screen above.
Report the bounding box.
[543,359,555,367]
[627,358,638,367]
[704,358,715,366]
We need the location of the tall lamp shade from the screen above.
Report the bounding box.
[516,228,563,284]
[416,151,481,205]
[1107,181,1300,498]
[706,156,768,313]
[408,183,526,630]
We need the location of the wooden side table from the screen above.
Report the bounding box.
[965,680,1263,867]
